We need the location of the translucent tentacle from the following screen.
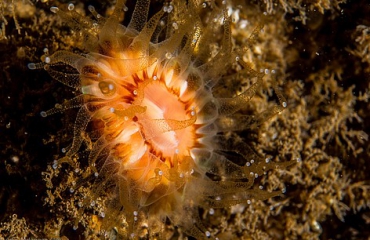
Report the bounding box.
[40,95,85,117]
[128,0,150,32]
[66,105,92,157]
[217,76,262,116]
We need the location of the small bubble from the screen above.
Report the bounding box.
[69,188,74,193]
[205,231,211,237]
[246,162,250,167]
[100,212,105,218]
[250,159,254,164]
[50,7,59,13]
[247,199,251,204]
[179,173,184,178]
[133,90,138,95]
[90,201,95,207]
[133,211,138,216]
[52,160,58,169]
[158,170,163,176]
[73,225,78,230]
[61,148,66,153]
[271,69,276,74]
[43,48,49,53]
[254,173,259,178]
[282,102,287,108]
[40,111,47,117]
[88,5,95,12]
[191,111,195,116]
[172,22,178,30]
[282,188,286,194]
[209,208,215,215]
[27,63,36,70]
[250,172,254,176]
[264,69,270,74]
[153,75,158,80]
[94,172,99,177]
[265,157,270,163]
[68,3,74,11]
[259,185,263,189]
[202,2,207,8]
[297,157,301,162]
[110,107,115,113]
[165,52,172,59]
[45,57,51,64]
[215,196,221,201]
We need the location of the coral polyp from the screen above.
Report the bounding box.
[30,0,290,238]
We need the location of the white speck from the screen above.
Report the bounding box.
[282,102,287,108]
[90,201,95,207]
[205,231,211,237]
[45,57,50,63]
[250,159,254,164]
[158,170,163,176]
[11,156,19,163]
[247,199,251,204]
[133,211,138,216]
[259,185,263,189]
[133,90,138,95]
[94,172,99,177]
[110,107,115,113]
[209,208,215,215]
[153,75,158,80]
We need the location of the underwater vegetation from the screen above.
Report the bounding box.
[0,0,369,239]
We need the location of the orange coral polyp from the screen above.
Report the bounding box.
[31,0,290,237]
[88,56,198,187]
